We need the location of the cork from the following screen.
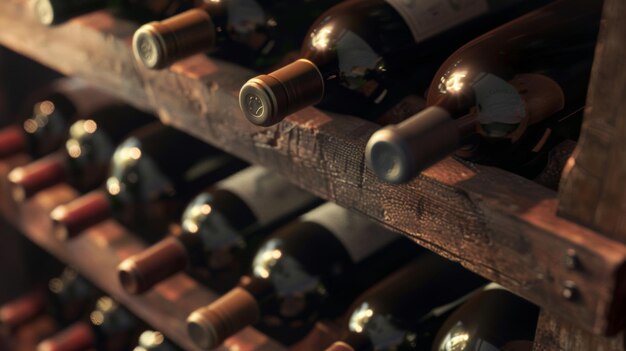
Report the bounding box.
[36,321,95,351]
[133,9,216,69]
[0,125,27,158]
[8,153,67,201]
[50,191,112,240]
[117,237,189,295]
[187,287,260,349]
[0,289,47,330]
[239,59,324,126]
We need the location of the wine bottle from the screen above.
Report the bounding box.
[0,78,116,160]
[36,296,142,351]
[238,0,551,127]
[132,0,340,70]
[432,285,539,351]
[186,202,420,349]
[365,0,601,183]
[7,106,155,201]
[49,124,247,241]
[133,330,183,351]
[117,165,319,295]
[32,0,197,26]
[0,268,97,332]
[326,254,486,351]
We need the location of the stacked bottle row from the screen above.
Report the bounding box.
[0,80,540,350]
[30,1,599,184]
[0,265,181,351]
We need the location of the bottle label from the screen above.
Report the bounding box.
[217,166,316,225]
[385,0,490,42]
[301,203,398,262]
[472,72,526,137]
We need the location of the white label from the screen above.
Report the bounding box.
[301,203,399,262]
[472,72,526,133]
[217,166,316,225]
[386,0,490,42]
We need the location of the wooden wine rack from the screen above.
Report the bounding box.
[0,0,624,349]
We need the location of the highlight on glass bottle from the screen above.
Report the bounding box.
[238,0,552,127]
[365,0,601,183]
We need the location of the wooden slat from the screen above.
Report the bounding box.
[535,0,626,348]
[0,0,625,336]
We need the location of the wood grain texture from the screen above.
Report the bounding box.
[0,158,286,351]
[534,310,625,351]
[0,0,625,336]
[536,0,626,349]
[558,0,626,242]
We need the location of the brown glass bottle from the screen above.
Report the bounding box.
[366,0,601,184]
[132,0,341,70]
[50,124,247,242]
[238,0,551,127]
[32,0,197,26]
[117,165,319,295]
[432,286,539,351]
[0,78,116,160]
[7,106,155,201]
[326,254,486,351]
[186,202,421,349]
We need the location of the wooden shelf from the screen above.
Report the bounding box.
[0,155,287,351]
[1,0,625,339]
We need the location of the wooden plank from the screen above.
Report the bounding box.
[0,159,286,351]
[535,0,626,348]
[534,310,624,351]
[0,0,625,335]
[558,0,626,242]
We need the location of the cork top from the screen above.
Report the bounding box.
[365,126,415,184]
[7,154,67,202]
[186,287,260,349]
[37,321,95,351]
[50,191,112,241]
[133,9,216,70]
[239,59,324,127]
[32,0,106,26]
[117,237,189,295]
[0,125,27,159]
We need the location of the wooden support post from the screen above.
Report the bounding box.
[534,310,624,351]
[538,0,626,348]
[558,0,626,243]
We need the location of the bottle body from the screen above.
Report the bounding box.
[239,0,551,126]
[105,124,247,239]
[7,106,155,201]
[432,286,539,351]
[117,165,319,294]
[328,254,486,351]
[0,78,118,160]
[186,202,420,349]
[366,0,601,183]
[51,124,247,241]
[37,296,142,351]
